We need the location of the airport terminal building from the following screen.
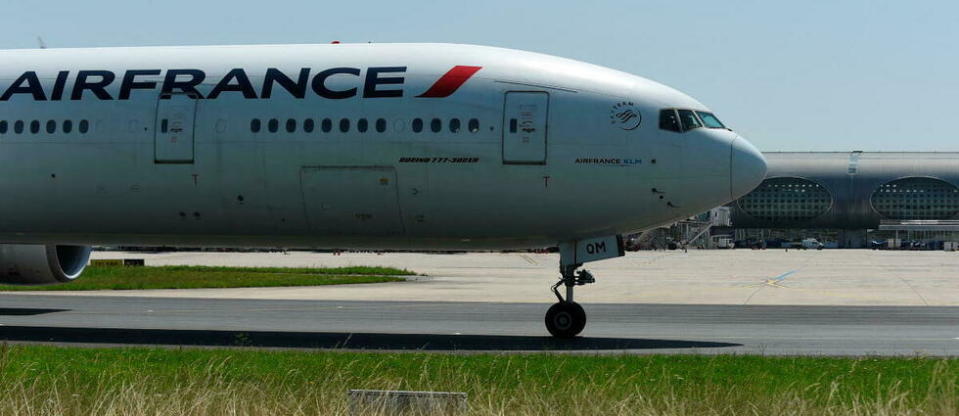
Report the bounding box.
[727,152,959,248]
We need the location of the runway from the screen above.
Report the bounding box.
[0,294,957,356]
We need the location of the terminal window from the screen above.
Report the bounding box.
[871,177,959,220]
[738,177,832,221]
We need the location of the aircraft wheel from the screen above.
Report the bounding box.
[545,301,586,338]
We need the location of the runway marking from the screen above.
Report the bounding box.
[748,270,797,289]
[773,271,797,281]
[641,253,675,265]
[893,275,930,306]
[518,254,538,265]
[743,270,798,305]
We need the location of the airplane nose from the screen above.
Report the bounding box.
[729,137,767,200]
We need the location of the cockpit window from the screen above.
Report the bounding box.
[697,112,726,129]
[659,109,681,132]
[677,109,702,132]
[661,108,727,133]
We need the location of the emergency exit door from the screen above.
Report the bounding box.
[502,91,548,164]
[155,94,197,163]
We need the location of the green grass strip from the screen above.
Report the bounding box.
[0,345,955,415]
[0,265,412,291]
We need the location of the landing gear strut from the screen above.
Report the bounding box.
[545,263,595,338]
[545,235,623,338]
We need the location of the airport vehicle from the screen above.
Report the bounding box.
[801,238,824,250]
[714,236,734,249]
[0,43,766,337]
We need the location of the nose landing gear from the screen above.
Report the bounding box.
[545,265,595,338]
[545,235,624,338]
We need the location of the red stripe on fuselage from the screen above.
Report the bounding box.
[417,65,483,98]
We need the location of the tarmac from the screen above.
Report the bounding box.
[1,249,957,355]
[47,249,959,306]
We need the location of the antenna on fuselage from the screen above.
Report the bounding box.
[37,36,47,49]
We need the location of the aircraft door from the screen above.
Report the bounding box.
[154,94,197,163]
[502,91,548,164]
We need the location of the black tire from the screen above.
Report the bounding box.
[545,302,586,338]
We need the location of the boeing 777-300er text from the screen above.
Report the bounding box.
[0,43,766,337]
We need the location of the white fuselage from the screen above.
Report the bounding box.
[0,43,765,250]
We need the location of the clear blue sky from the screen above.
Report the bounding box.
[2,0,956,152]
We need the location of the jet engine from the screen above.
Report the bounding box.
[0,245,92,285]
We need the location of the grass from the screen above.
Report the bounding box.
[0,345,955,415]
[0,265,413,291]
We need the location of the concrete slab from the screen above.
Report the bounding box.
[11,249,952,306]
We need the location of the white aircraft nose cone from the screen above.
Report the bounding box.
[730,137,767,200]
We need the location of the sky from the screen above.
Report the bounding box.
[1,0,957,152]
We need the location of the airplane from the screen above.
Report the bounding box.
[0,43,766,338]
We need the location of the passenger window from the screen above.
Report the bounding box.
[63,120,73,134]
[357,118,368,133]
[30,121,40,134]
[250,119,261,133]
[509,118,518,133]
[46,120,56,134]
[375,118,387,133]
[321,118,332,133]
[286,118,296,133]
[659,109,681,132]
[449,118,461,133]
[339,118,350,132]
[677,109,702,131]
[14,121,24,134]
[78,120,90,134]
[161,119,169,133]
[304,119,315,133]
[468,119,480,133]
[0,121,7,134]
[431,118,441,133]
[268,119,279,133]
[412,118,423,133]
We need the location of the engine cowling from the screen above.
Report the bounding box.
[0,245,92,285]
